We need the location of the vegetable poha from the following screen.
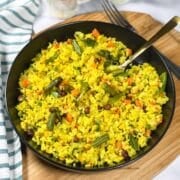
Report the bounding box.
[16,29,168,168]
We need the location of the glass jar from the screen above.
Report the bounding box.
[46,0,77,19]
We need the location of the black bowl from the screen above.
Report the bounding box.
[5,21,175,172]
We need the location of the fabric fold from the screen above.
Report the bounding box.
[0,0,40,179]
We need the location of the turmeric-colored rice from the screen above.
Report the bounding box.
[16,29,168,168]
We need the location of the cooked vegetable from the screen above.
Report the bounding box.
[112,69,127,77]
[47,112,56,131]
[102,83,118,97]
[17,30,169,168]
[108,93,124,104]
[72,40,82,55]
[160,72,167,91]
[66,113,73,123]
[98,50,119,67]
[129,134,139,151]
[49,107,63,122]
[92,133,109,147]
[77,81,90,101]
[44,77,62,94]
[51,91,60,98]
[84,38,96,47]
[81,81,90,92]
[21,79,30,88]
[46,51,59,63]
[91,28,100,38]
[125,48,133,56]
[98,50,111,59]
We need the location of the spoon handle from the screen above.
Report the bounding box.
[121,16,180,69]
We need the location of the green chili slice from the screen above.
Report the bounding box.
[84,38,96,47]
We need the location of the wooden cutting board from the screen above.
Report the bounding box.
[23,12,180,180]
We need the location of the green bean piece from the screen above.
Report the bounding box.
[102,83,118,97]
[112,69,128,77]
[56,110,62,122]
[108,93,123,104]
[44,77,62,94]
[95,123,100,131]
[45,51,59,63]
[98,50,119,64]
[74,31,84,39]
[98,50,111,59]
[72,40,82,55]
[49,107,62,122]
[84,38,96,47]
[49,107,58,112]
[77,81,90,101]
[92,133,109,147]
[81,81,90,92]
[51,91,60,98]
[160,72,167,91]
[128,134,139,151]
[63,84,73,93]
[47,112,56,131]
[105,65,120,73]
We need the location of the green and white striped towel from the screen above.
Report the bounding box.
[0,0,39,179]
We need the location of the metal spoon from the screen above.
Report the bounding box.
[106,16,180,72]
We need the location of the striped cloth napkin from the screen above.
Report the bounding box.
[0,0,39,179]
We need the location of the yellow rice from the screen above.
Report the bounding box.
[16,29,168,168]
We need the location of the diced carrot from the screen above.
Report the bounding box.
[66,113,73,123]
[112,107,121,115]
[145,129,151,137]
[53,41,60,49]
[127,77,133,86]
[135,99,143,108]
[124,99,131,105]
[125,48,133,56]
[91,28,100,38]
[115,140,122,149]
[71,88,80,97]
[21,79,30,88]
[91,61,98,69]
[67,38,72,44]
[107,40,115,48]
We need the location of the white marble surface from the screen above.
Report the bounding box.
[153,156,180,180]
[33,0,180,33]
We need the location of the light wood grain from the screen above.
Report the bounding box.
[23,11,180,180]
